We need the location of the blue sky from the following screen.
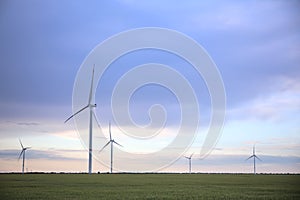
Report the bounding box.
[0,0,299,173]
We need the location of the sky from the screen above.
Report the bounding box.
[0,0,299,173]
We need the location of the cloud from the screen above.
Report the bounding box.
[50,130,80,140]
[6,121,40,126]
[1,148,299,173]
[98,151,300,173]
[195,154,300,166]
[228,76,300,121]
[0,149,85,161]
[0,0,299,116]
[0,118,73,139]
[0,0,299,173]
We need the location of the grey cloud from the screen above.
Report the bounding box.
[0,149,85,161]
[192,154,300,166]
[0,1,299,134]
[5,121,40,126]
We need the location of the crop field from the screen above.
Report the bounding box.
[0,173,299,199]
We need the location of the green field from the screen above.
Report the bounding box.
[0,173,299,199]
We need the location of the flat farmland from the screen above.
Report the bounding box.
[0,173,299,199]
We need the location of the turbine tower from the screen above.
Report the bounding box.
[18,139,31,174]
[99,121,122,173]
[65,66,98,174]
[246,145,262,175]
[184,153,194,174]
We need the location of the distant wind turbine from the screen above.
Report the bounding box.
[18,139,31,174]
[99,121,123,173]
[246,145,262,175]
[184,153,194,174]
[65,66,100,174]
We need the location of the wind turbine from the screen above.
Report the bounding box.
[246,145,262,175]
[99,121,123,173]
[184,153,194,174]
[18,139,31,174]
[65,66,99,174]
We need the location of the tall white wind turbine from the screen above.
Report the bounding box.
[65,66,99,174]
[18,139,31,174]
[184,153,194,174]
[246,145,262,175]
[99,121,123,173]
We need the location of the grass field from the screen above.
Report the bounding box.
[0,173,299,199]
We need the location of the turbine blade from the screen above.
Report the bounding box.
[18,150,24,160]
[109,121,112,141]
[64,105,89,123]
[190,152,194,158]
[19,139,24,149]
[88,66,95,104]
[183,156,189,159]
[99,141,110,153]
[26,147,31,150]
[92,111,101,128]
[255,155,262,161]
[246,155,254,160]
[113,140,123,147]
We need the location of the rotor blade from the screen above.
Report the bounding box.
[88,66,95,104]
[19,139,24,149]
[109,121,112,141]
[255,155,262,161]
[246,155,254,160]
[99,141,110,153]
[113,140,123,147]
[18,150,24,160]
[91,112,106,139]
[92,111,101,128]
[64,105,89,123]
[190,152,194,158]
[25,147,31,150]
[183,156,189,159]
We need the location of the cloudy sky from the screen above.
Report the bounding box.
[0,0,299,173]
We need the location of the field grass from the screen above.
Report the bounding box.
[0,173,299,199]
